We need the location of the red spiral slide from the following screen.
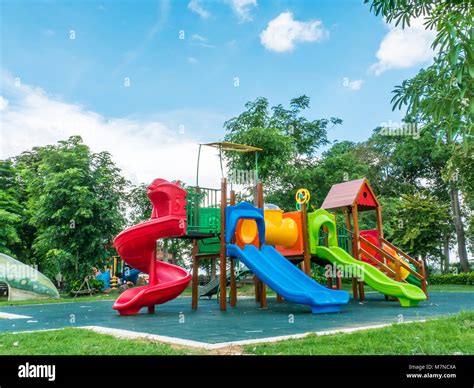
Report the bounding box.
[112,179,191,315]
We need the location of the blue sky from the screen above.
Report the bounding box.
[1,0,436,185]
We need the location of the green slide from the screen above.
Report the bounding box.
[315,246,426,307]
[308,209,427,307]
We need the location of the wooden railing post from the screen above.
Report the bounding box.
[301,201,311,276]
[420,258,428,298]
[229,190,237,307]
[219,178,227,311]
[256,181,267,309]
[191,240,199,310]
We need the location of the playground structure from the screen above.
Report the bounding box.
[111,141,428,315]
[0,253,59,301]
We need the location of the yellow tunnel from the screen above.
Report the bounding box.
[237,209,300,249]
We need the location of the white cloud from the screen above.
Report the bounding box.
[191,34,215,48]
[0,72,223,188]
[188,56,198,64]
[188,0,210,19]
[345,79,364,91]
[260,12,328,53]
[230,0,257,22]
[370,17,436,75]
[191,34,207,42]
[0,96,8,110]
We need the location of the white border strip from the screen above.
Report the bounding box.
[0,312,32,319]
[80,319,426,350]
[5,319,427,350]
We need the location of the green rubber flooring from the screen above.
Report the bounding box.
[0,292,473,344]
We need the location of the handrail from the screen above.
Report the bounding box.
[380,237,421,268]
[359,236,423,281]
[358,247,397,278]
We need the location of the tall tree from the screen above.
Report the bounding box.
[367,0,472,271]
[223,96,341,210]
[0,160,22,256]
[15,136,128,282]
[366,0,473,142]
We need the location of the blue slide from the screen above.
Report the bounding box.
[227,243,349,313]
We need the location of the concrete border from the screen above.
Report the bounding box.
[77,318,427,350]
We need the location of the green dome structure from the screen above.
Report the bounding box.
[0,253,60,300]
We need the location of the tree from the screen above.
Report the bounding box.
[223,96,342,210]
[16,136,128,282]
[0,160,22,255]
[391,192,452,271]
[126,183,152,225]
[366,0,473,142]
[366,1,472,271]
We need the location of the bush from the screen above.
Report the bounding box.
[68,277,104,292]
[428,272,474,285]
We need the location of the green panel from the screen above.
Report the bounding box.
[198,236,221,254]
[197,207,220,234]
[186,187,221,234]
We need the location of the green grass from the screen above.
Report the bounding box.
[0,312,472,355]
[426,284,474,292]
[0,292,117,307]
[0,328,198,355]
[244,311,474,355]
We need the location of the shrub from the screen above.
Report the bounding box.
[68,277,104,292]
[428,272,474,286]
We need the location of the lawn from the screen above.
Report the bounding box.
[0,292,117,307]
[0,328,198,355]
[0,312,472,355]
[244,311,474,355]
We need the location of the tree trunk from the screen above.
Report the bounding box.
[211,258,216,280]
[450,187,470,272]
[442,236,450,274]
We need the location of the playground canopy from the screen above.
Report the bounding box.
[320,178,380,212]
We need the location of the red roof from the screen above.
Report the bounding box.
[320,178,379,211]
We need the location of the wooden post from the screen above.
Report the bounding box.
[358,281,365,301]
[419,258,428,298]
[375,206,384,239]
[148,247,157,314]
[301,201,311,276]
[327,275,333,288]
[219,178,227,311]
[351,205,363,301]
[229,190,237,307]
[257,181,267,309]
[336,269,342,290]
[394,256,402,282]
[276,294,283,303]
[352,277,358,299]
[351,205,360,260]
[191,239,199,310]
[345,210,353,255]
[254,276,261,302]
